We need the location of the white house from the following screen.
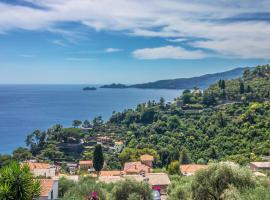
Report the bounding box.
[114,141,124,152]
[26,162,57,178]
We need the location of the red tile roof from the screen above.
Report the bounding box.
[39,179,54,197]
[180,164,208,174]
[26,162,50,170]
[250,162,270,168]
[100,170,125,177]
[140,154,154,161]
[79,160,93,165]
[124,162,152,174]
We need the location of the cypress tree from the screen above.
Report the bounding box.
[240,81,245,94]
[179,149,191,164]
[93,144,104,175]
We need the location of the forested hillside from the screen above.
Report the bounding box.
[5,65,269,169]
[109,65,270,165]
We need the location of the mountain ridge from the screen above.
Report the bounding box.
[101,67,249,89]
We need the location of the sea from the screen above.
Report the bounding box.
[0,85,182,154]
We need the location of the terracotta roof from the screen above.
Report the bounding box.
[250,162,270,168]
[180,164,208,175]
[39,179,54,197]
[100,170,125,177]
[26,162,51,170]
[143,173,170,186]
[114,141,123,145]
[124,161,152,174]
[79,160,93,165]
[140,154,154,161]
[99,173,170,186]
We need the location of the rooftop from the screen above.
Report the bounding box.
[79,160,93,165]
[99,173,170,186]
[39,179,54,197]
[26,162,51,170]
[124,161,152,174]
[100,170,125,177]
[250,162,270,168]
[140,154,154,161]
[180,164,208,174]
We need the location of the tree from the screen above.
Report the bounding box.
[12,147,32,161]
[72,120,82,128]
[110,178,152,200]
[168,161,180,175]
[220,80,226,90]
[191,163,255,200]
[58,177,75,197]
[240,81,245,94]
[0,154,13,168]
[179,149,191,164]
[25,130,46,156]
[93,144,104,175]
[0,162,40,200]
[159,97,165,109]
[82,120,91,128]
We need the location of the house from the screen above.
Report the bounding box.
[140,154,154,167]
[79,160,94,172]
[100,170,125,177]
[250,162,270,173]
[180,164,208,176]
[99,173,170,194]
[26,162,56,178]
[66,163,77,175]
[124,161,152,174]
[39,179,58,200]
[114,141,124,152]
[96,136,113,145]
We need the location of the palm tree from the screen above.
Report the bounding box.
[0,162,40,200]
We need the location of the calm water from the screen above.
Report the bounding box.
[0,85,182,154]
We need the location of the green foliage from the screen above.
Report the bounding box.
[0,155,13,168]
[191,163,255,200]
[119,148,158,164]
[12,147,32,162]
[58,177,76,197]
[109,178,152,200]
[168,161,180,175]
[93,144,104,174]
[179,149,191,164]
[168,175,193,200]
[0,162,40,200]
[72,120,82,128]
[63,177,108,200]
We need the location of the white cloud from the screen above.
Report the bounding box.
[1,0,270,59]
[166,38,187,43]
[133,46,207,60]
[104,48,122,53]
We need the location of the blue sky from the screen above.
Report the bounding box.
[0,0,269,84]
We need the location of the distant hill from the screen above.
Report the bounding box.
[101,67,248,89]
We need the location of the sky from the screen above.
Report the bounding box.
[0,0,269,84]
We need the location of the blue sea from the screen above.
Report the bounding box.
[0,85,182,154]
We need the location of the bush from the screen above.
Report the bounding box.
[191,163,255,200]
[110,178,152,200]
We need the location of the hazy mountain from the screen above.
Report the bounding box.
[101,67,248,89]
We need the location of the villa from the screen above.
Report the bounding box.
[25,162,57,178]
